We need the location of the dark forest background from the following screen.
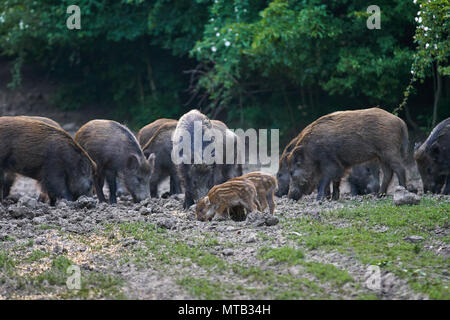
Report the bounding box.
[0,0,448,145]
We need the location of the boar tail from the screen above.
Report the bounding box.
[400,123,409,160]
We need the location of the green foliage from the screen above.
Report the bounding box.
[0,0,447,136]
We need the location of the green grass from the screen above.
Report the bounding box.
[25,249,50,263]
[177,277,226,300]
[258,246,305,265]
[283,197,450,299]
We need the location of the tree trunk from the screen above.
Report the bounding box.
[432,62,442,128]
[145,57,157,97]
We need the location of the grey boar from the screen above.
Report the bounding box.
[348,162,380,195]
[287,108,409,201]
[172,109,216,209]
[75,120,153,204]
[0,116,96,205]
[211,120,243,185]
[414,118,450,194]
[141,120,182,197]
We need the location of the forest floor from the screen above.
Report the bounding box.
[0,177,448,300]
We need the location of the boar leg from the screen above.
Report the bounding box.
[443,175,450,195]
[0,170,4,203]
[332,180,340,200]
[169,169,182,194]
[259,192,268,213]
[94,170,107,203]
[149,169,162,198]
[379,162,393,196]
[317,177,333,201]
[2,172,15,199]
[267,191,276,215]
[391,161,407,189]
[105,171,117,204]
[324,184,332,199]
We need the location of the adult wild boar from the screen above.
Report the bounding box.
[141,120,182,197]
[172,109,218,208]
[75,120,154,204]
[2,116,63,199]
[0,116,96,205]
[287,108,409,201]
[414,118,450,194]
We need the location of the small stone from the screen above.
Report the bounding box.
[18,196,38,209]
[139,207,151,216]
[223,249,234,256]
[393,186,421,206]
[246,234,257,243]
[403,235,424,243]
[265,216,279,226]
[157,218,176,230]
[9,206,33,219]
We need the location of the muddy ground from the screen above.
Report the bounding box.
[0,176,448,300]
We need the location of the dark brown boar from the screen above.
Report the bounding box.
[414,118,450,194]
[141,120,182,197]
[137,118,178,147]
[75,120,154,204]
[287,108,409,201]
[2,116,62,200]
[0,116,96,205]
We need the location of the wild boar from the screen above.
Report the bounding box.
[172,109,216,208]
[0,116,96,205]
[141,120,182,197]
[287,108,409,201]
[414,118,450,194]
[348,162,380,195]
[137,118,178,147]
[196,179,261,221]
[276,135,301,197]
[231,171,278,215]
[75,120,153,204]
[2,116,63,200]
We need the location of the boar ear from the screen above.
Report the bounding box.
[127,154,140,171]
[204,196,210,206]
[290,146,304,164]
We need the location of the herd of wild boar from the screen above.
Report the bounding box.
[0,108,448,221]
